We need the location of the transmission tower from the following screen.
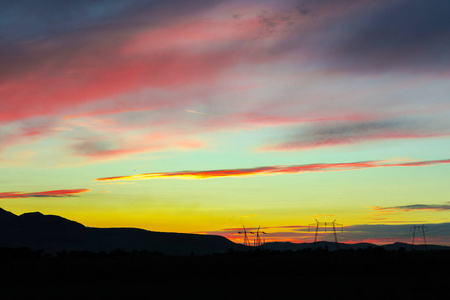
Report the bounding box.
[253,225,267,247]
[238,226,252,246]
[308,219,343,249]
[411,225,428,249]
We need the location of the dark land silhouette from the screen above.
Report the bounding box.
[0,207,246,255]
[1,207,448,254]
[1,207,449,299]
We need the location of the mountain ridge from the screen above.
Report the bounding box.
[262,240,449,251]
[1,208,448,254]
[0,207,245,255]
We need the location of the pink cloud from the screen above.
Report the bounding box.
[63,107,155,120]
[0,119,58,151]
[0,4,298,161]
[0,4,282,125]
[0,49,243,123]
[2,0,449,165]
[0,189,91,199]
[67,131,208,162]
[201,229,313,244]
[199,111,373,133]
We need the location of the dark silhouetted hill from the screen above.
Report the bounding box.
[263,240,449,251]
[263,241,378,251]
[1,208,448,254]
[0,207,245,255]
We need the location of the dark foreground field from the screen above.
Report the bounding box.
[1,247,449,299]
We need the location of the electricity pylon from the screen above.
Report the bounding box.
[238,226,251,246]
[253,225,266,247]
[411,225,428,249]
[308,219,343,249]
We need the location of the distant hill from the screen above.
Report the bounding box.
[1,208,448,254]
[0,208,245,255]
[263,240,450,251]
[263,241,377,251]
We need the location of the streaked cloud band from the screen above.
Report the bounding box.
[96,158,450,181]
[0,189,91,199]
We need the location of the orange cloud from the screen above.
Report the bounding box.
[0,189,91,199]
[95,158,450,181]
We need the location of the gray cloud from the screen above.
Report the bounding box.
[373,204,450,212]
[267,0,450,73]
[324,0,450,72]
[341,223,450,243]
[262,118,450,151]
[71,139,116,157]
[0,0,141,43]
[0,0,224,80]
[0,0,223,44]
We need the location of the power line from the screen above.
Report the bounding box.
[411,225,428,249]
[237,225,251,247]
[253,225,267,247]
[308,219,343,249]
[238,225,267,247]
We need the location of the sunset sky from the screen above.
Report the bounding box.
[1,0,449,245]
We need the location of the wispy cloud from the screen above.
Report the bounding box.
[185,109,211,116]
[66,130,207,162]
[1,0,449,167]
[0,0,296,162]
[0,1,274,124]
[261,119,450,151]
[63,107,154,120]
[95,158,450,181]
[372,204,450,213]
[0,189,91,199]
